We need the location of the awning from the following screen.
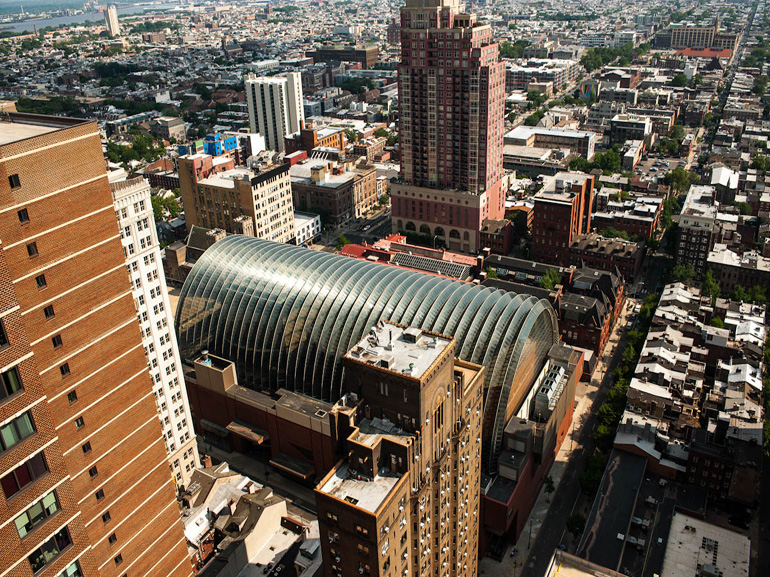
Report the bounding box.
[199,419,229,438]
[226,420,268,444]
[269,453,315,480]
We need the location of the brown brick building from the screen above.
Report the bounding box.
[0,112,190,577]
[315,323,484,577]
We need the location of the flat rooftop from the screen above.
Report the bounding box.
[318,461,401,513]
[0,113,86,146]
[661,512,750,577]
[346,321,452,379]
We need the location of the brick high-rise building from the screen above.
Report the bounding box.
[531,172,595,265]
[391,0,507,253]
[315,322,484,577]
[0,112,190,577]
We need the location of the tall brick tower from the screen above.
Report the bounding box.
[0,112,191,577]
[391,0,506,253]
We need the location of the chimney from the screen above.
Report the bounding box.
[311,165,327,182]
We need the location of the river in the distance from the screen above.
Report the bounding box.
[1,3,181,33]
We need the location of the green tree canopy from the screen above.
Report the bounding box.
[671,262,695,284]
[538,268,562,289]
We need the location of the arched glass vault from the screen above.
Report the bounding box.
[176,236,558,470]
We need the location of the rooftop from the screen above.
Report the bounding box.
[345,321,452,379]
[660,512,750,577]
[318,461,401,513]
[0,113,86,146]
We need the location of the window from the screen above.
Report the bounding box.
[0,319,7,349]
[61,364,71,378]
[0,366,22,400]
[35,274,47,289]
[82,442,91,454]
[108,533,117,545]
[60,561,83,577]
[0,411,36,452]
[95,488,105,501]
[1,451,48,498]
[27,527,72,573]
[14,491,60,539]
[44,305,55,320]
[27,242,38,258]
[74,417,84,430]
[102,511,111,524]
[88,466,98,478]
[52,335,62,349]
[8,174,20,189]
[17,208,29,223]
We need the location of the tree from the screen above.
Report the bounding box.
[544,475,555,496]
[151,195,181,223]
[729,285,748,302]
[711,317,725,328]
[566,514,587,538]
[671,73,689,87]
[733,201,752,215]
[668,124,686,142]
[527,90,546,108]
[663,167,698,194]
[702,269,721,302]
[344,128,358,143]
[538,268,562,290]
[484,266,499,279]
[335,234,351,250]
[499,40,530,59]
[671,263,695,284]
[596,149,621,173]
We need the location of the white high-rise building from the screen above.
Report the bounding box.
[110,178,200,489]
[105,4,120,36]
[245,72,305,152]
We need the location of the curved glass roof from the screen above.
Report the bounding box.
[176,236,558,471]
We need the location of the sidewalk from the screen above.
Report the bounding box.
[480,300,634,576]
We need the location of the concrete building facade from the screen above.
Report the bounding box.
[110,178,199,489]
[245,72,305,153]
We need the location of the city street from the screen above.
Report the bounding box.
[480,296,638,577]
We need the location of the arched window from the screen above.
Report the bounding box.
[463,231,470,241]
[397,220,403,230]
[434,227,445,237]
[449,229,461,239]
[420,224,431,235]
[405,221,416,231]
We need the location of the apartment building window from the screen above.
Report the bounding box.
[102,511,111,523]
[0,410,36,452]
[108,533,117,545]
[74,417,84,429]
[17,208,29,223]
[82,442,91,454]
[61,364,71,378]
[26,242,38,258]
[88,466,98,479]
[8,174,21,189]
[14,490,60,539]
[0,319,7,349]
[60,561,83,577]
[43,305,55,320]
[0,366,22,402]
[27,527,72,573]
[95,488,105,501]
[1,451,48,498]
[35,274,47,289]
[52,335,62,349]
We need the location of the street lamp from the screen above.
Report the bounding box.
[433,235,439,249]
